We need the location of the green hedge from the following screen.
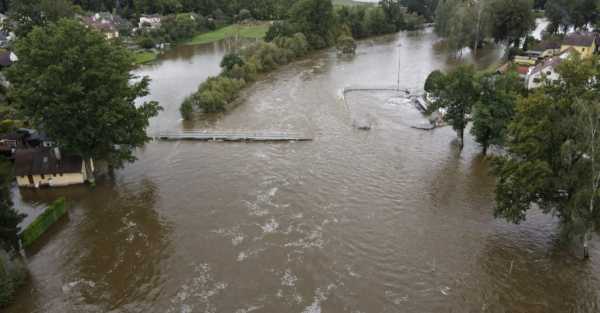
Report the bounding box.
[20,198,67,248]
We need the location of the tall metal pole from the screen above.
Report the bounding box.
[397,43,402,91]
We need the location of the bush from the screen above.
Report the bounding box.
[220,53,245,72]
[193,76,246,113]
[137,35,155,49]
[180,96,195,120]
[20,197,67,248]
[238,9,252,21]
[337,35,356,54]
[265,21,297,42]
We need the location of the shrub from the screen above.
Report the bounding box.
[137,35,155,49]
[20,197,67,248]
[337,35,356,54]
[180,96,195,120]
[265,21,296,42]
[220,53,245,72]
[238,9,253,21]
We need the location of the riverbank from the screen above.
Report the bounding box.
[133,51,158,65]
[185,23,269,45]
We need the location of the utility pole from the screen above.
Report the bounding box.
[397,43,402,91]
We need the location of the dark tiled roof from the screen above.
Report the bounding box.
[0,50,11,66]
[534,40,561,51]
[14,148,83,176]
[563,33,596,47]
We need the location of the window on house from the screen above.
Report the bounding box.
[59,173,63,176]
[533,78,541,83]
[546,71,552,75]
[41,174,45,179]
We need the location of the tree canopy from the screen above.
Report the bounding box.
[426,65,479,150]
[493,56,600,257]
[6,19,161,166]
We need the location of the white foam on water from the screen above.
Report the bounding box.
[234,305,263,313]
[261,218,279,233]
[281,269,298,287]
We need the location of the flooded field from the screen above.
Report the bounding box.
[7,27,600,313]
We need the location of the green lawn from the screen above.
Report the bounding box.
[133,51,158,65]
[186,23,270,45]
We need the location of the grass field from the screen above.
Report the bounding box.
[186,23,270,45]
[133,51,158,65]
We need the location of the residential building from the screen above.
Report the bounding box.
[526,48,574,89]
[531,40,562,58]
[14,148,94,188]
[82,13,121,39]
[514,51,540,66]
[139,14,162,29]
[560,32,597,58]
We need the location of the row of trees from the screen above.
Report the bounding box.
[180,32,309,118]
[426,55,600,257]
[434,0,536,55]
[544,0,600,33]
[425,66,525,152]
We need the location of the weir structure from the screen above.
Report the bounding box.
[154,130,312,142]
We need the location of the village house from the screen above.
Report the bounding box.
[82,13,121,39]
[525,48,574,90]
[560,32,597,58]
[530,40,562,58]
[139,14,162,29]
[14,148,94,188]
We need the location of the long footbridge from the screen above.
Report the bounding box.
[154,130,312,142]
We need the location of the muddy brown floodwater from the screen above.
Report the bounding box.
[7,28,600,313]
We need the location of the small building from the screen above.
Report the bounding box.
[525,48,574,89]
[0,132,22,158]
[82,13,120,39]
[560,32,597,58]
[14,148,94,188]
[139,14,162,29]
[514,51,540,66]
[531,40,562,58]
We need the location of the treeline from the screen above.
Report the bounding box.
[425,56,600,257]
[544,0,600,33]
[434,0,536,55]
[181,0,424,118]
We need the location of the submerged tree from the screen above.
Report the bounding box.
[471,72,524,155]
[493,56,600,258]
[426,65,479,150]
[7,19,161,167]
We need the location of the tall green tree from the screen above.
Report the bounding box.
[471,72,524,155]
[493,56,600,258]
[487,0,536,46]
[6,19,161,167]
[426,65,479,150]
[7,0,74,36]
[289,0,335,49]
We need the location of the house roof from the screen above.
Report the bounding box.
[529,48,575,76]
[563,32,597,47]
[516,66,530,75]
[14,148,83,176]
[0,50,11,66]
[533,40,561,51]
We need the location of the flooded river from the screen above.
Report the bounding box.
[7,27,600,313]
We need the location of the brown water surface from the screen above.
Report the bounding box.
[7,29,600,313]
